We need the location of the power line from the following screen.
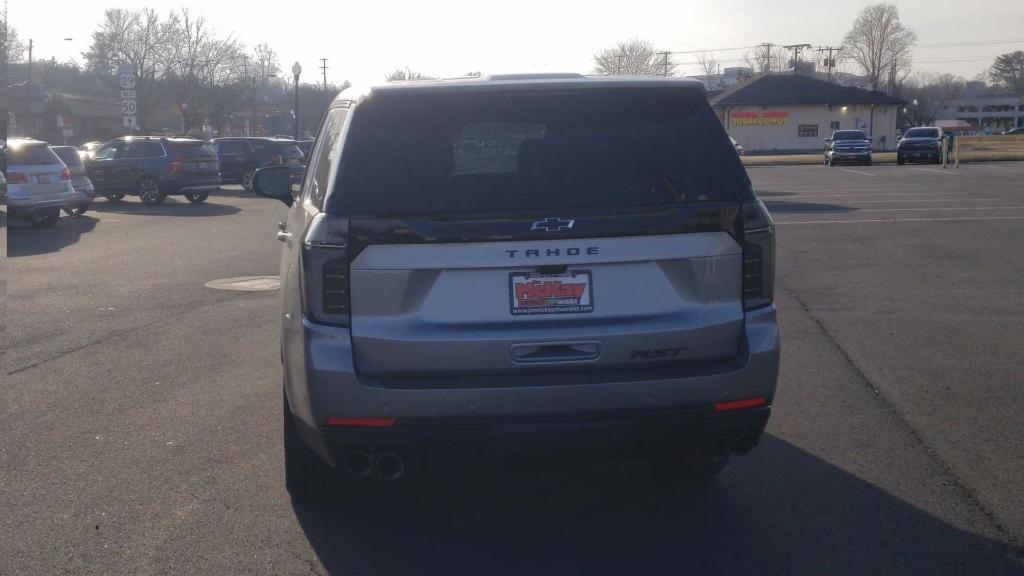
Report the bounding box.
[916,38,1024,48]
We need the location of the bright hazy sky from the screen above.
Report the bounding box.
[11,0,1024,89]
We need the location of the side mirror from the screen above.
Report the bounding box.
[252,166,294,207]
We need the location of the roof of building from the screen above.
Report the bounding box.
[710,73,904,106]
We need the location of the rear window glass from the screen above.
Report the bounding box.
[52,147,84,168]
[9,144,62,166]
[274,144,304,159]
[904,128,941,139]
[174,144,217,160]
[329,88,749,216]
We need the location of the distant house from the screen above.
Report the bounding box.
[7,83,122,144]
[709,74,904,153]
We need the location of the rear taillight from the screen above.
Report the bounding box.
[169,161,184,173]
[742,199,775,310]
[61,168,72,181]
[7,172,28,184]
[302,213,351,326]
[270,154,283,166]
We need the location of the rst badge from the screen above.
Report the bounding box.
[510,270,594,315]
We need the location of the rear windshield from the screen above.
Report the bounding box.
[328,88,749,216]
[52,147,84,168]
[9,143,62,166]
[833,131,867,141]
[172,143,218,160]
[904,128,941,139]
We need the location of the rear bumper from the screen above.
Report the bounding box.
[162,176,221,194]
[286,304,780,464]
[899,149,941,161]
[829,151,871,161]
[179,184,220,193]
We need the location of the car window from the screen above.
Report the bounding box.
[328,88,749,216]
[905,128,941,139]
[52,147,84,168]
[215,140,246,155]
[304,107,348,207]
[9,143,62,165]
[833,131,867,141]
[93,143,120,160]
[174,143,218,160]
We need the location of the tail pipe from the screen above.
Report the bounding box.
[344,451,373,478]
[374,453,405,480]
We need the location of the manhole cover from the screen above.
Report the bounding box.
[204,276,280,292]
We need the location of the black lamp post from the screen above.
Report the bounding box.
[292,62,302,141]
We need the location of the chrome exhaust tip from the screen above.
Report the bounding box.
[344,451,373,477]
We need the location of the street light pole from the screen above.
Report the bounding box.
[292,62,302,142]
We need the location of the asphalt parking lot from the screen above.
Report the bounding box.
[3,163,1024,575]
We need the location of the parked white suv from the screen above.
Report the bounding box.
[254,74,780,499]
[6,139,79,227]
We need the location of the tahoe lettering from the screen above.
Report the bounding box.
[506,247,599,258]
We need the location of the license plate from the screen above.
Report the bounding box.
[37,174,51,184]
[510,270,594,315]
[199,163,208,169]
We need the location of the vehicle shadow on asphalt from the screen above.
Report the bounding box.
[89,198,242,217]
[764,201,856,214]
[291,435,1024,576]
[7,215,99,257]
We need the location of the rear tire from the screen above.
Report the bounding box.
[64,202,91,217]
[897,153,905,165]
[864,158,872,166]
[138,176,165,205]
[241,169,256,192]
[284,391,340,501]
[29,208,60,228]
[185,192,209,204]
[828,157,836,167]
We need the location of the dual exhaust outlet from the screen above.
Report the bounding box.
[709,433,758,461]
[343,451,405,480]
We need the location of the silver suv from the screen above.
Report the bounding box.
[254,74,780,499]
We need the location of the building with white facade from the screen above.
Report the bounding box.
[710,74,904,153]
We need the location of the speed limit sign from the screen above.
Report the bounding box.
[121,100,138,115]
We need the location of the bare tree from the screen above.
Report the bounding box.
[593,38,669,76]
[3,23,26,64]
[842,3,916,92]
[989,51,1024,96]
[384,67,432,81]
[695,52,720,88]
[901,72,965,126]
[84,8,175,129]
[161,8,244,133]
[743,43,787,74]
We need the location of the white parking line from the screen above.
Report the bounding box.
[778,215,1024,225]
[838,168,875,176]
[913,167,960,175]
[772,198,999,204]
[786,192,959,198]
[774,205,1024,215]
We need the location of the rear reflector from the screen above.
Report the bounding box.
[714,397,767,412]
[325,417,397,428]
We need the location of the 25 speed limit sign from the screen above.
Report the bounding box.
[121,100,138,115]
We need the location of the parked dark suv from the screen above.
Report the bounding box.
[253,74,779,499]
[86,137,220,205]
[210,137,305,190]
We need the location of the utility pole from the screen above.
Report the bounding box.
[27,38,33,84]
[659,51,671,77]
[784,44,812,74]
[818,46,842,83]
[319,58,329,90]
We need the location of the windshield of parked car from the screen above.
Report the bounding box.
[8,143,62,166]
[832,131,867,141]
[52,147,85,168]
[330,88,749,216]
[904,128,941,139]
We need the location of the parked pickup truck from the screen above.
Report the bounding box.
[824,130,872,166]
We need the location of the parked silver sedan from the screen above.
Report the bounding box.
[52,146,96,217]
